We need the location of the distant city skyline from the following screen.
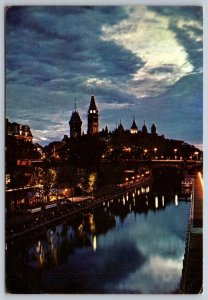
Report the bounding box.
[6,6,203,149]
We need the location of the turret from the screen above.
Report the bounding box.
[69,100,82,138]
[130,117,138,134]
[151,123,157,135]
[142,121,148,134]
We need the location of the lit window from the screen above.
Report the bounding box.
[93,110,96,113]
[90,110,93,113]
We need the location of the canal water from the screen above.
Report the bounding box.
[6,183,191,294]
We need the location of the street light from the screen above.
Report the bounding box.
[154,148,157,159]
[174,148,177,160]
[144,149,148,160]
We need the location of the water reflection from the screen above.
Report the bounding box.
[93,235,97,252]
[6,183,190,294]
[155,196,159,209]
[175,194,178,206]
[162,196,165,207]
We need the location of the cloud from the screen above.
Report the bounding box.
[101,6,198,99]
[5,6,202,146]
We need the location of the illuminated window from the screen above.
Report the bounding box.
[90,110,93,113]
[93,110,96,113]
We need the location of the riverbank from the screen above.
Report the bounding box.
[6,176,152,241]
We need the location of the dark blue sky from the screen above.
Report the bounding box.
[6,6,203,147]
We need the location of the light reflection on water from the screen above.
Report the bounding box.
[6,185,190,294]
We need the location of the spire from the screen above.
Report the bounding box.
[88,94,98,112]
[131,118,138,129]
[130,116,138,134]
[142,120,148,134]
[117,119,124,133]
[74,98,77,111]
[151,123,157,135]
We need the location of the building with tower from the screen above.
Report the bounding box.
[88,93,99,135]
[69,102,82,138]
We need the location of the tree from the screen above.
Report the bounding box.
[33,167,57,203]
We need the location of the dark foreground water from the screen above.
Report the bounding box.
[6,184,190,294]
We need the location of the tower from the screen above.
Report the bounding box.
[88,92,99,135]
[151,123,157,135]
[69,101,82,138]
[142,121,148,134]
[115,119,125,135]
[130,117,138,134]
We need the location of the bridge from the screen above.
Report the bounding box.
[117,159,202,172]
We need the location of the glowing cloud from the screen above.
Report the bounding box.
[101,6,194,98]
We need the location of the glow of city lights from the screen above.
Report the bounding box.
[175,194,178,206]
[146,186,150,193]
[155,196,158,208]
[93,235,97,252]
[137,189,140,195]
[141,187,145,194]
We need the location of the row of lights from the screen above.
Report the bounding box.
[125,171,150,182]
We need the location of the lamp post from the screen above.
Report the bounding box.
[154,148,157,159]
[174,148,177,160]
[144,149,148,160]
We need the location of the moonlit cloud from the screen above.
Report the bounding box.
[6,6,202,145]
[101,6,194,98]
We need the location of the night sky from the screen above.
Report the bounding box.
[5,6,203,148]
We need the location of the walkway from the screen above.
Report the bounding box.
[6,177,152,241]
[180,172,203,294]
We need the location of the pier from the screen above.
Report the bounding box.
[180,172,203,293]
